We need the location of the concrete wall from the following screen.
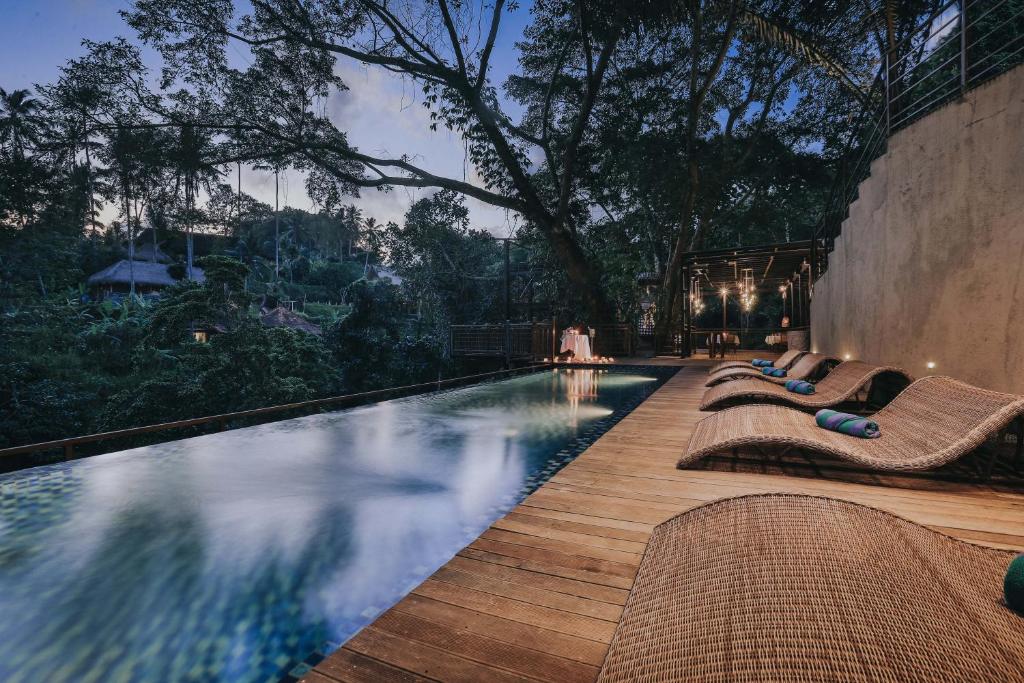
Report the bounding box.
[810,65,1024,393]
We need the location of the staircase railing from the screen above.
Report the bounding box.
[812,0,1024,280]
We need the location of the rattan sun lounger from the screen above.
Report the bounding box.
[708,348,805,375]
[597,494,1024,683]
[682,375,1024,472]
[705,352,836,387]
[700,360,911,411]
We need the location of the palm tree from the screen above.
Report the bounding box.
[169,125,222,280]
[0,88,41,160]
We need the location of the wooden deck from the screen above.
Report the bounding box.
[303,362,1024,683]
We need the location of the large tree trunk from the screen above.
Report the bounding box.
[125,182,135,299]
[185,180,195,281]
[83,111,95,237]
[547,221,615,324]
[654,151,701,352]
[651,3,737,354]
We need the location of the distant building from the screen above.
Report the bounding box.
[87,260,205,299]
[260,306,322,336]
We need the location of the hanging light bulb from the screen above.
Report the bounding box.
[737,268,757,312]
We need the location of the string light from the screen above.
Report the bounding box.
[739,269,756,312]
[689,274,706,314]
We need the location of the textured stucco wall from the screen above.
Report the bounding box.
[810,65,1024,393]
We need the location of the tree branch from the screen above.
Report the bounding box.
[556,29,620,225]
[437,0,467,76]
[475,0,506,91]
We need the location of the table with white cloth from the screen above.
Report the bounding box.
[560,332,593,361]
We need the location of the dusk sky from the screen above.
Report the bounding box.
[0,0,534,235]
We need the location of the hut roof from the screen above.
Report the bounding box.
[132,242,174,264]
[87,260,205,287]
[260,306,322,336]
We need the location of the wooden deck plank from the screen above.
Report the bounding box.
[390,594,610,666]
[305,361,1024,683]
[428,565,623,621]
[411,579,620,642]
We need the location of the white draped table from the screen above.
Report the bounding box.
[560,332,593,361]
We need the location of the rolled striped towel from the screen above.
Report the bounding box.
[761,367,787,377]
[751,359,773,367]
[785,379,815,395]
[815,409,880,438]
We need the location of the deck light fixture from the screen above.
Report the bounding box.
[926,361,936,370]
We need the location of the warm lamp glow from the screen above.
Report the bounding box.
[926,361,936,370]
[719,288,728,296]
[844,353,851,360]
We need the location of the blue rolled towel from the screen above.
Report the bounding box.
[785,379,815,395]
[751,359,773,367]
[761,367,786,377]
[815,409,880,438]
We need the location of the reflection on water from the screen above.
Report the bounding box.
[0,367,671,683]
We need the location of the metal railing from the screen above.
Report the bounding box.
[451,322,636,360]
[813,0,1024,279]
[591,324,635,357]
[0,364,550,470]
[450,323,536,359]
[689,327,809,352]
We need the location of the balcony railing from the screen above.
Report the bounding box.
[813,0,1024,279]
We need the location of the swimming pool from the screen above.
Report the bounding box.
[0,366,674,682]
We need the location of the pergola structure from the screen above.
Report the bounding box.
[679,240,813,357]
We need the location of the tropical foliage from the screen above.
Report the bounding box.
[2,0,981,465]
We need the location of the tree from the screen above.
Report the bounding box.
[169,124,223,280]
[120,0,630,320]
[0,88,41,160]
[383,190,503,333]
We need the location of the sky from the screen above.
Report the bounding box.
[0,0,534,235]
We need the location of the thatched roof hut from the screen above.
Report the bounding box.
[87,260,205,290]
[260,306,322,336]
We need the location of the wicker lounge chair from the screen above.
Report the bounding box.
[705,352,836,387]
[596,494,1024,683]
[700,360,911,411]
[681,375,1024,472]
[708,348,805,375]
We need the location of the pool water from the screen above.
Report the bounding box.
[0,367,673,683]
